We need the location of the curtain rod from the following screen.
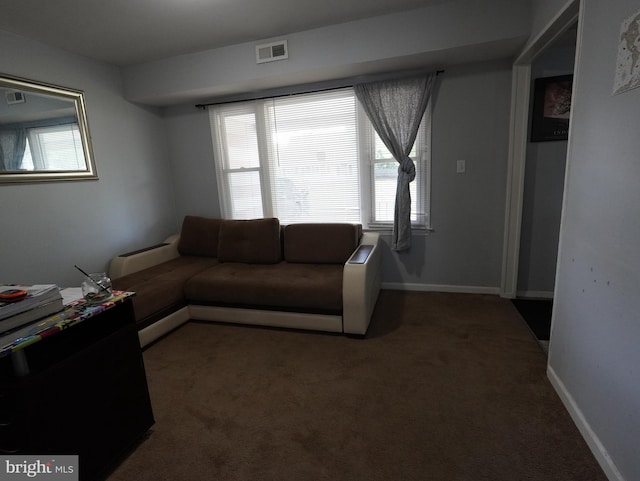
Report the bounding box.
[195,69,444,109]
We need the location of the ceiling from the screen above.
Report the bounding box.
[0,0,451,67]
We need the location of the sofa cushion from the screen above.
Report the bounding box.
[284,223,361,264]
[184,262,343,312]
[218,218,281,264]
[178,216,222,257]
[111,256,218,324]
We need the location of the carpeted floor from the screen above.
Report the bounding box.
[107,290,605,481]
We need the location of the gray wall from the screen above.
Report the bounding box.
[127,0,528,293]
[163,59,513,291]
[549,0,640,479]
[517,30,575,296]
[382,60,511,290]
[123,0,529,105]
[529,0,575,41]
[0,30,179,286]
[0,0,528,292]
[163,105,221,221]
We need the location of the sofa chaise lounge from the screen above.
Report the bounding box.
[109,216,382,347]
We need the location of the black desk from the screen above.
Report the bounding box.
[0,292,154,481]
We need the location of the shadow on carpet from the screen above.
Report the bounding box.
[511,298,553,340]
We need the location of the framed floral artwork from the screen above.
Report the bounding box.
[530,74,573,142]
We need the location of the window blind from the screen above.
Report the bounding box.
[211,88,362,224]
[209,87,431,228]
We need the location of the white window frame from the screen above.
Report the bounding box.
[357,101,431,230]
[211,102,269,219]
[209,88,431,230]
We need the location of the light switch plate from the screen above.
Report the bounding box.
[456,159,466,173]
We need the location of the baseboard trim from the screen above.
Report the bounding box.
[516,290,554,299]
[381,282,500,295]
[547,365,625,481]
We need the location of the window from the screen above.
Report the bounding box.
[21,123,85,171]
[209,88,430,229]
[363,113,430,228]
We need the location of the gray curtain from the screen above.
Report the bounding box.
[0,128,27,171]
[355,73,436,251]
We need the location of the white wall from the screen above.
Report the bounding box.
[0,30,178,286]
[549,1,640,480]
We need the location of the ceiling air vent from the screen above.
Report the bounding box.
[256,40,288,64]
[5,90,25,105]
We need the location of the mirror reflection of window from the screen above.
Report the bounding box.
[22,123,85,171]
[0,75,97,182]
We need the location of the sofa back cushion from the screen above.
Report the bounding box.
[218,218,282,264]
[284,223,361,264]
[178,216,222,257]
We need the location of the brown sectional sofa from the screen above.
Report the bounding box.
[109,216,382,347]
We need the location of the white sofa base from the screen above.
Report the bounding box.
[114,230,381,348]
[139,304,350,349]
[138,306,190,348]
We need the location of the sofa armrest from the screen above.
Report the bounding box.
[342,232,382,335]
[109,234,180,279]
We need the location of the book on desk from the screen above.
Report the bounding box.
[0,285,64,334]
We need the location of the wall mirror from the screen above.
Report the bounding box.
[0,74,97,183]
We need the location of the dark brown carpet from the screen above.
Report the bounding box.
[107,290,606,481]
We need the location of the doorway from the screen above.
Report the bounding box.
[516,25,577,300]
[500,0,580,300]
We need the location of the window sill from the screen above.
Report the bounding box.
[364,226,434,235]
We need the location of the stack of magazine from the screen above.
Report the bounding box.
[0,285,64,335]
